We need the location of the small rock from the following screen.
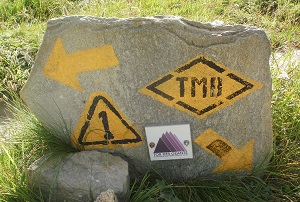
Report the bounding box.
[94,189,118,202]
[210,20,224,26]
[28,150,129,201]
[278,71,289,79]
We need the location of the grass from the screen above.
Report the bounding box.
[0,0,299,201]
[1,0,299,98]
[0,92,79,201]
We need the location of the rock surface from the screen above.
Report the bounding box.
[21,16,272,180]
[28,150,129,201]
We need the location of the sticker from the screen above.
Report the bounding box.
[194,128,254,173]
[72,92,142,149]
[145,123,193,161]
[140,55,263,119]
[43,37,119,91]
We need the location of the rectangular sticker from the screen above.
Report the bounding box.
[145,123,193,161]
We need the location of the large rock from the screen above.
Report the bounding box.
[28,150,129,201]
[21,16,272,180]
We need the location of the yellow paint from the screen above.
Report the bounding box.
[43,37,119,91]
[194,129,254,173]
[139,55,263,119]
[71,92,142,150]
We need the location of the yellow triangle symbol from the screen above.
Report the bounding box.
[140,55,263,119]
[72,92,142,149]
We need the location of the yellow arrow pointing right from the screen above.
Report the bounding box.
[194,128,254,173]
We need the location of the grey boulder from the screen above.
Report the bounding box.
[21,16,272,180]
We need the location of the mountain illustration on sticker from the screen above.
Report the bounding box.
[154,131,188,157]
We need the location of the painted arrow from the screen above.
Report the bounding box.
[194,128,254,173]
[43,37,119,91]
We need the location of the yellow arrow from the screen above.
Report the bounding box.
[43,37,119,91]
[194,129,254,173]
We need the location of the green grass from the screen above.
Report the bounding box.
[0,0,299,201]
[0,93,79,201]
[1,0,299,98]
